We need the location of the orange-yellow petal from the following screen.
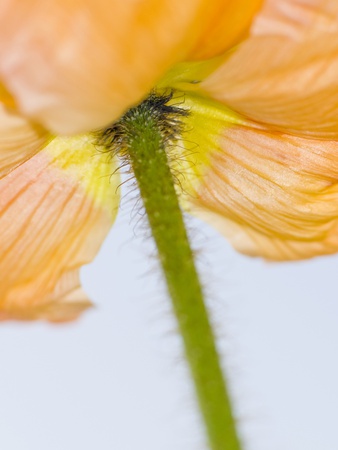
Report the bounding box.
[0,0,261,134]
[186,0,263,60]
[188,121,338,261]
[0,103,47,178]
[201,0,338,138]
[0,134,119,322]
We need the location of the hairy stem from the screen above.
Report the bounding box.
[102,94,242,450]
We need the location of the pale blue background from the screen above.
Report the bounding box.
[1,205,338,450]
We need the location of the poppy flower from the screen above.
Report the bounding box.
[0,0,335,321]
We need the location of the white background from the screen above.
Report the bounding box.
[1,203,338,450]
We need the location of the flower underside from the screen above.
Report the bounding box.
[96,91,189,157]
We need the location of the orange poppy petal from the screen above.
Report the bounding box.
[186,0,263,60]
[0,135,119,322]
[186,120,338,261]
[0,103,47,178]
[201,0,338,138]
[0,0,261,134]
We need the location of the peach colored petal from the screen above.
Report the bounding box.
[201,0,338,138]
[186,122,338,261]
[0,0,258,135]
[187,0,263,59]
[0,82,16,109]
[0,103,47,178]
[0,135,119,322]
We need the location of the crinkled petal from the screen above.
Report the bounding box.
[0,103,47,178]
[0,135,119,322]
[177,95,338,260]
[201,0,338,138]
[0,0,260,135]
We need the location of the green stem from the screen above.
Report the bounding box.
[101,94,242,450]
[124,109,240,450]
